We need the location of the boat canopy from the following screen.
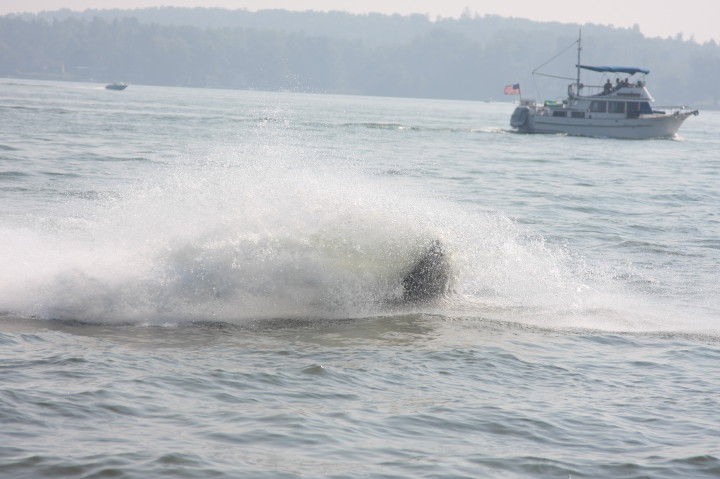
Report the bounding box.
[577,65,650,75]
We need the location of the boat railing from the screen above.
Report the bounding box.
[655,105,688,110]
[575,84,604,97]
[654,105,700,116]
[573,83,649,99]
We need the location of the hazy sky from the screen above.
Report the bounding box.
[2,0,718,44]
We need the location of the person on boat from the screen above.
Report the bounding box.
[615,78,621,91]
[603,79,613,95]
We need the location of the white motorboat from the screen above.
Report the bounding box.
[106,82,128,91]
[510,33,698,139]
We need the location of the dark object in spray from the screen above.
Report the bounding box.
[402,240,449,302]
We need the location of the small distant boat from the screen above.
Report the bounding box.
[105,82,128,91]
[509,32,698,139]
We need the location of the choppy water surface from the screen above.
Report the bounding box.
[0,79,718,478]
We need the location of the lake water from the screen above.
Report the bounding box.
[1,79,718,478]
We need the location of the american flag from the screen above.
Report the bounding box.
[504,83,520,95]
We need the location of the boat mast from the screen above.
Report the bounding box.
[576,29,582,93]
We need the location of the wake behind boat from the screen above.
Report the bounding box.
[509,32,698,139]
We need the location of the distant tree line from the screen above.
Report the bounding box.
[1,8,718,106]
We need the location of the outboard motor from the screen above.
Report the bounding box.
[510,106,529,129]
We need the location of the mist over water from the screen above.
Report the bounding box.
[1,132,710,333]
[0,141,566,323]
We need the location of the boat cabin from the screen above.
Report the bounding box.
[542,69,659,120]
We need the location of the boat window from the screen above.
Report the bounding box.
[640,102,653,114]
[589,101,606,113]
[571,111,585,118]
[552,110,567,117]
[627,102,639,118]
[608,102,626,114]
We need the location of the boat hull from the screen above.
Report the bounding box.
[515,109,697,139]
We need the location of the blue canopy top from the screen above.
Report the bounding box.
[577,65,650,75]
